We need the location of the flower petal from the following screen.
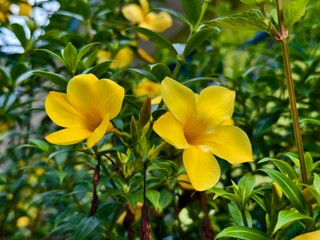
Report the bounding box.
[122,4,144,23]
[153,112,189,149]
[85,114,111,149]
[146,12,172,32]
[161,77,196,125]
[139,0,149,14]
[45,91,84,128]
[67,74,99,114]
[197,86,235,126]
[292,230,320,240]
[45,128,91,145]
[93,79,125,119]
[207,125,253,164]
[183,146,221,191]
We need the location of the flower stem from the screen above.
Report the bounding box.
[275,0,307,185]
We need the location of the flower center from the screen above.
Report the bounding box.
[184,118,212,146]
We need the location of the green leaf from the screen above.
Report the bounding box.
[158,189,173,210]
[181,0,202,27]
[253,114,280,137]
[149,63,171,81]
[16,70,68,87]
[240,0,271,6]
[204,9,269,32]
[283,0,309,27]
[259,157,297,179]
[238,175,256,204]
[35,49,65,65]
[215,226,270,240]
[146,190,162,212]
[87,61,112,77]
[260,169,308,214]
[62,42,78,74]
[74,216,101,240]
[273,210,313,235]
[183,27,215,58]
[209,187,242,208]
[77,42,100,67]
[129,27,177,55]
[228,202,252,226]
[300,118,320,126]
[117,68,157,81]
[11,23,28,48]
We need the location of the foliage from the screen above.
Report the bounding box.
[1,0,320,239]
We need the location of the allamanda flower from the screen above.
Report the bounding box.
[292,230,320,240]
[97,48,134,69]
[153,77,253,191]
[122,0,172,34]
[45,74,124,149]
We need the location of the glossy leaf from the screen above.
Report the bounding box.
[150,63,171,81]
[260,169,308,214]
[259,157,297,179]
[62,42,78,74]
[129,27,177,55]
[183,27,215,58]
[273,210,313,235]
[16,70,68,87]
[146,190,162,212]
[11,23,28,49]
[215,226,270,240]
[181,0,202,27]
[87,61,112,77]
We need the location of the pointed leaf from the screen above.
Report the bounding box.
[183,27,215,58]
[259,157,297,179]
[62,42,78,74]
[146,190,162,212]
[74,216,101,240]
[260,169,308,214]
[273,210,313,235]
[129,27,177,55]
[16,70,68,87]
[11,23,28,48]
[150,63,171,81]
[216,226,270,240]
[181,0,202,26]
[35,49,65,65]
[87,61,112,77]
[204,9,269,32]
[283,0,309,27]
[77,42,100,66]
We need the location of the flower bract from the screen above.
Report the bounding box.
[153,77,253,191]
[45,74,124,148]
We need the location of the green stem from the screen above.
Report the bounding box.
[194,0,210,32]
[275,0,307,185]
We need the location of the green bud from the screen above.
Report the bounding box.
[139,96,151,127]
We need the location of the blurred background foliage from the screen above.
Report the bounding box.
[0,0,320,239]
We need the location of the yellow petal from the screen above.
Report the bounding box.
[45,91,84,128]
[137,48,155,63]
[110,48,134,69]
[161,77,196,125]
[85,114,111,149]
[122,4,144,23]
[18,3,32,17]
[93,79,125,119]
[139,0,149,14]
[207,125,253,164]
[45,128,91,145]
[197,86,235,126]
[96,50,112,64]
[292,231,320,240]
[67,74,99,114]
[177,173,195,190]
[147,12,172,32]
[153,112,189,149]
[183,146,221,191]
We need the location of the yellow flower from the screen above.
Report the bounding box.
[292,231,320,240]
[134,78,161,104]
[0,0,11,23]
[153,77,253,191]
[45,74,124,148]
[18,1,33,17]
[177,173,195,191]
[122,0,172,33]
[97,48,134,69]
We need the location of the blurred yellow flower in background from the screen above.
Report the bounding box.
[97,48,134,69]
[134,78,161,104]
[0,0,11,23]
[122,0,172,37]
[153,77,253,191]
[45,74,124,148]
[18,0,33,17]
